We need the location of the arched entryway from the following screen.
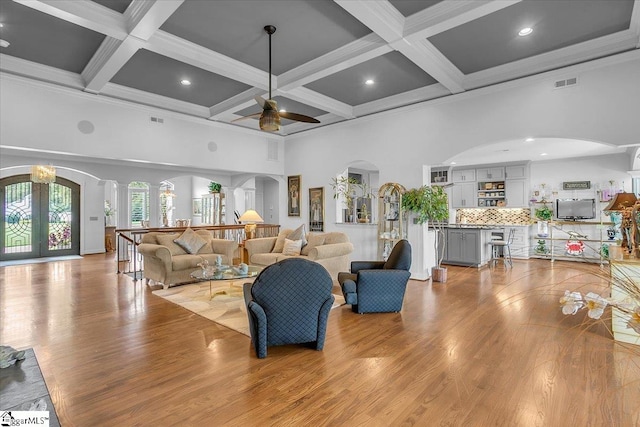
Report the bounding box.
[1,174,80,260]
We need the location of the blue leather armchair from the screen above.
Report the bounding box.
[243,258,335,358]
[337,239,412,314]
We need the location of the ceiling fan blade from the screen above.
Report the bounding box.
[254,95,266,109]
[279,111,320,123]
[231,112,261,123]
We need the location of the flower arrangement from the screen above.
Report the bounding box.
[104,200,116,217]
[559,267,640,336]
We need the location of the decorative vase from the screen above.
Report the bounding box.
[432,267,447,283]
[537,220,549,237]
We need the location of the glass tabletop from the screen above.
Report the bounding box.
[190,265,262,281]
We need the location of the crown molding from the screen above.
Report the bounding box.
[0,54,84,90]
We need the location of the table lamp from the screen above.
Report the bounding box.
[239,209,264,239]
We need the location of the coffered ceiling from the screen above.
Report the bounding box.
[0,0,638,136]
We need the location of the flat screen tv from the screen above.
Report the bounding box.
[555,198,596,220]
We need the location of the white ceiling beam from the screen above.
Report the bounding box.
[82,36,143,94]
[279,33,392,91]
[82,0,183,94]
[13,0,128,39]
[630,0,640,48]
[277,87,354,119]
[125,0,183,40]
[335,0,465,94]
[100,82,210,118]
[464,29,640,90]
[209,88,267,120]
[146,31,269,90]
[0,54,85,89]
[354,84,451,117]
[404,0,522,39]
[392,37,465,93]
[334,0,405,42]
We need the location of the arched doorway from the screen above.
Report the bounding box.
[1,174,80,260]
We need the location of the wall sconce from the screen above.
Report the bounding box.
[30,165,56,184]
[238,209,264,239]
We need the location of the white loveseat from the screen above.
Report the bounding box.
[138,229,237,288]
[244,229,353,280]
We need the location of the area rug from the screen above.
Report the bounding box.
[152,282,345,337]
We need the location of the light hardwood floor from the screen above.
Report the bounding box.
[1,254,639,426]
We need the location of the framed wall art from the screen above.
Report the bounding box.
[309,187,324,232]
[192,198,202,216]
[287,175,301,217]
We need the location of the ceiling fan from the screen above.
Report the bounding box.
[233,25,320,132]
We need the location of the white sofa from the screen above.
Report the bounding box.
[138,230,237,288]
[244,230,353,280]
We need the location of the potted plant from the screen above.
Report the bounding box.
[208,181,222,193]
[330,176,358,222]
[535,204,552,237]
[401,185,449,282]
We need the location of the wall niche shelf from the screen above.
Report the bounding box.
[377,182,407,260]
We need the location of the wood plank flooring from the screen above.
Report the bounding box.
[1,254,639,426]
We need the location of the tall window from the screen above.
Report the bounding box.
[129,181,149,228]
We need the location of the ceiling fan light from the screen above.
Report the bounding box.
[260,110,280,132]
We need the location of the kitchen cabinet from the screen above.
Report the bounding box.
[452,169,476,183]
[505,165,527,179]
[443,228,493,267]
[477,180,505,207]
[505,179,527,207]
[451,182,476,208]
[476,167,504,181]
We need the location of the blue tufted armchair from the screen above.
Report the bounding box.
[337,239,412,314]
[243,258,335,358]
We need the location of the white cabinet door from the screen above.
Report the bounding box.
[476,167,504,181]
[506,165,527,179]
[452,169,476,183]
[451,182,476,208]
[505,179,527,207]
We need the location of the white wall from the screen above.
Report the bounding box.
[2,55,639,259]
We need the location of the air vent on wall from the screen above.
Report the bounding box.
[554,77,578,89]
[150,116,164,124]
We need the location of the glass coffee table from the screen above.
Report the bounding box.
[190,265,262,299]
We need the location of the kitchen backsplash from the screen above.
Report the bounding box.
[456,208,531,225]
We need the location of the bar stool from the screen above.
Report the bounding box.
[490,228,515,268]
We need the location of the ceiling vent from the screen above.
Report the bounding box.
[554,77,578,89]
[150,116,164,124]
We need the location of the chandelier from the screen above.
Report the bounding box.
[30,165,56,184]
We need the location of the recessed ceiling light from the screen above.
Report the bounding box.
[525,137,535,142]
[365,79,375,85]
[180,79,191,86]
[450,161,457,165]
[518,27,533,37]
[540,153,548,156]
[0,23,4,28]
[0,39,9,48]
[279,109,286,113]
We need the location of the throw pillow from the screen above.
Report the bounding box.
[287,224,308,247]
[282,238,303,256]
[174,228,207,254]
[156,233,187,256]
[271,229,290,253]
